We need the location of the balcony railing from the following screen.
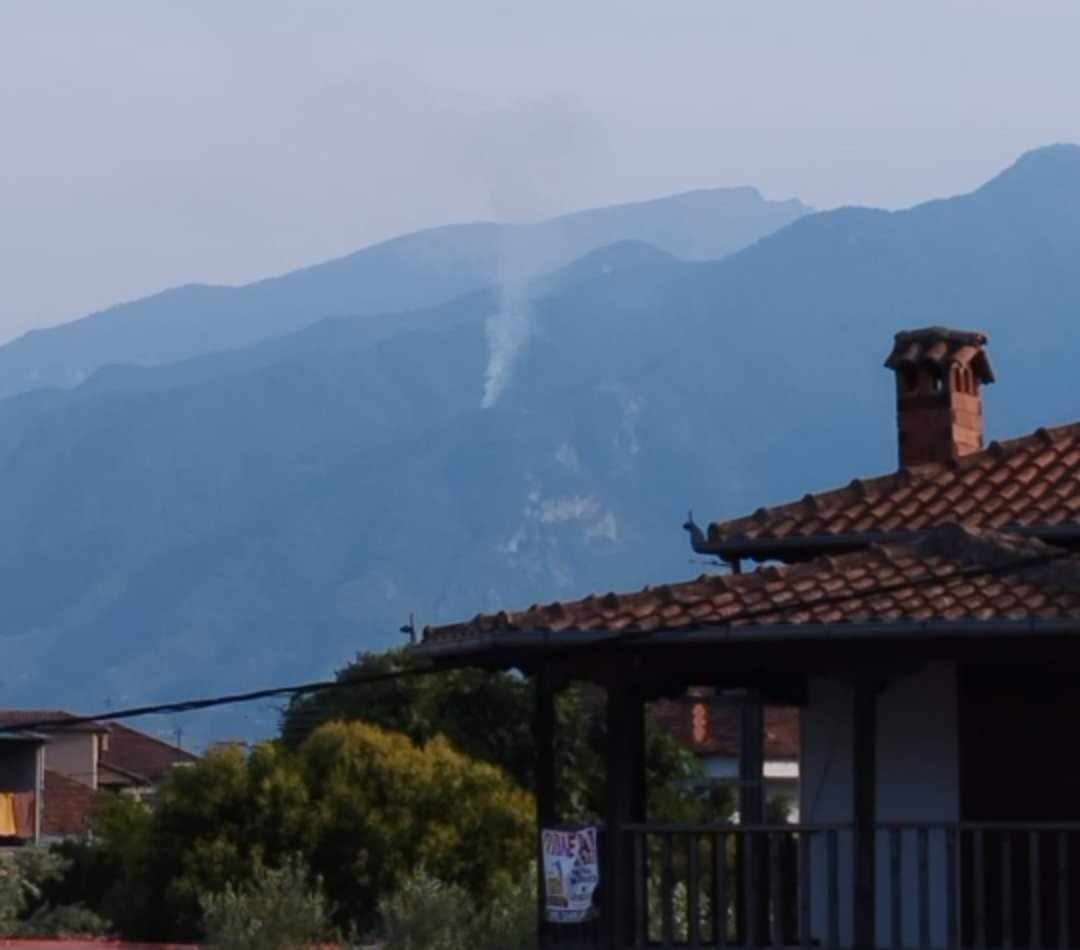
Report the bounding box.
[609,821,1080,949]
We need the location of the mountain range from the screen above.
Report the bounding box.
[0,187,809,400]
[1,145,1079,744]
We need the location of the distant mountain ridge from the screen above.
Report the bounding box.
[1,145,1078,747]
[0,187,810,400]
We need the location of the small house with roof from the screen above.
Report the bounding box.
[0,711,196,843]
[649,699,800,817]
[419,327,1080,950]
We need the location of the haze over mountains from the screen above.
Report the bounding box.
[0,187,809,400]
[2,145,1079,742]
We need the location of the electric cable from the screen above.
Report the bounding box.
[0,543,1069,736]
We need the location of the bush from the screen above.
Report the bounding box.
[0,847,107,938]
[378,873,473,950]
[379,867,537,950]
[14,902,110,938]
[200,854,338,950]
[0,847,70,933]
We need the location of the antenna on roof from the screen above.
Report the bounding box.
[400,613,417,645]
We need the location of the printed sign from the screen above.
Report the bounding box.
[542,825,600,924]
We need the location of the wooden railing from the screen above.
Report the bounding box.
[956,823,1080,950]
[614,821,1080,949]
[623,822,849,949]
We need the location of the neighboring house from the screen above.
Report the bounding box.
[98,722,198,798]
[419,326,1080,949]
[649,698,799,815]
[0,730,44,845]
[0,711,196,843]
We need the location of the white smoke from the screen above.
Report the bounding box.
[481,287,531,409]
[473,98,609,408]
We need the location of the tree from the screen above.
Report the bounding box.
[298,721,534,926]
[281,651,537,790]
[281,648,703,818]
[86,722,533,940]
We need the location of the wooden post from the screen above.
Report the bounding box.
[853,676,878,949]
[739,698,765,823]
[606,682,645,949]
[740,697,766,944]
[534,665,556,949]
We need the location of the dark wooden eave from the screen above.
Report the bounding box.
[687,523,1080,563]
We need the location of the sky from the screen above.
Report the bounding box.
[2,1,1080,341]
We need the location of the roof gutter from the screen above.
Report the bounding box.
[691,524,1080,562]
[413,617,1080,665]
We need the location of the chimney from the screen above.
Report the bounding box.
[884,327,995,468]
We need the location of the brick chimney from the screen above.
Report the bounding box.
[884,327,995,468]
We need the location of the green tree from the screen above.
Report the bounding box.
[281,649,702,818]
[85,722,533,940]
[282,651,537,790]
[299,721,534,927]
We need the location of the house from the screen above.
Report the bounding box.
[0,711,196,842]
[0,729,44,845]
[648,698,799,817]
[418,326,1080,949]
[98,722,198,798]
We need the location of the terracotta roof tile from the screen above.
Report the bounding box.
[699,422,1080,559]
[422,525,1080,647]
[101,723,197,785]
[0,710,105,734]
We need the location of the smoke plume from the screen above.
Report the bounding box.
[474,98,607,408]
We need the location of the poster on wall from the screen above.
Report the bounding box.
[541,825,600,924]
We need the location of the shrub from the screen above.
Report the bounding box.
[14,902,110,938]
[200,854,338,950]
[379,867,537,950]
[378,873,473,950]
[0,847,107,938]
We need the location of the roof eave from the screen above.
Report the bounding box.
[694,524,1080,562]
[415,617,1080,665]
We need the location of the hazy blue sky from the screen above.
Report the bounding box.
[2,1,1079,340]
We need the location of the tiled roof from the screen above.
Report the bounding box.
[696,422,1080,560]
[422,525,1080,646]
[0,710,105,734]
[42,769,97,838]
[650,701,798,759]
[101,722,197,785]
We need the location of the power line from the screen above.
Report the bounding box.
[0,543,1069,737]
[0,665,447,735]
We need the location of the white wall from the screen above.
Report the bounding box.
[800,662,959,948]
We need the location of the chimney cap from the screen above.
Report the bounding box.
[884,325,995,384]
